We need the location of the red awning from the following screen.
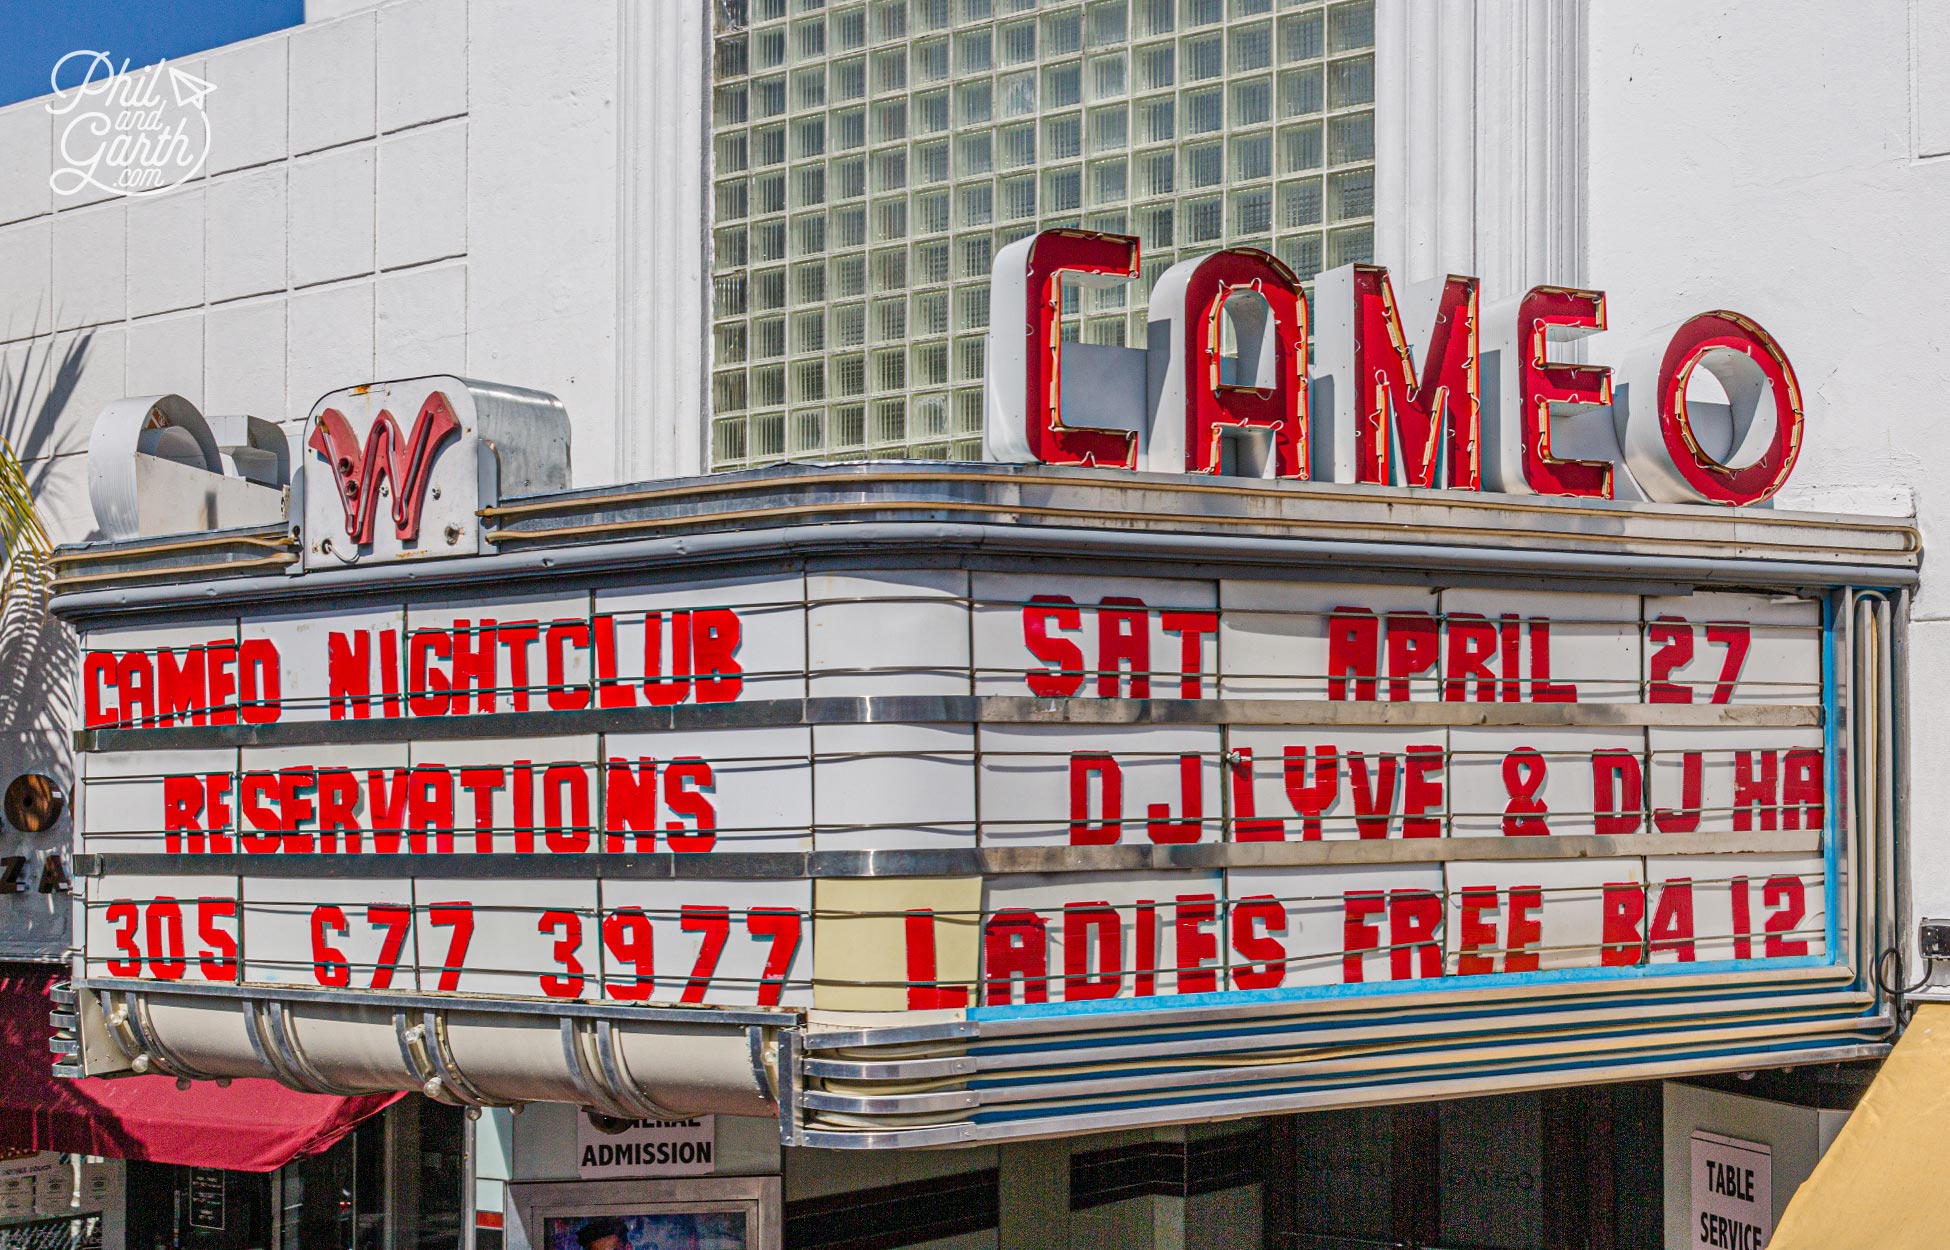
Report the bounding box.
[1,963,401,1172]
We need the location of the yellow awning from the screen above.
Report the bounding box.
[1769,1003,1950,1249]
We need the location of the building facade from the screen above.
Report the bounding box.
[1,2,1944,1249]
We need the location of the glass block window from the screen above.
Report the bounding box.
[709,0,1377,469]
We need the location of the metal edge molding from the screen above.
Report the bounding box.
[73,977,789,1027]
[784,974,1884,1146]
[47,464,1921,623]
[73,693,1822,753]
[77,828,1825,881]
[50,521,1922,626]
[786,1041,1893,1149]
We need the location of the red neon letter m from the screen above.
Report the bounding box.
[308,392,463,545]
[1341,266,1481,490]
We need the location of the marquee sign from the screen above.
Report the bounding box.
[54,449,1909,1148]
[47,240,1904,1145]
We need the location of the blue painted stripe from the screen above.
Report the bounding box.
[967,977,1864,1057]
[971,955,1835,1022]
[967,1011,1867,1090]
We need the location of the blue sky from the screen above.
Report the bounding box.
[0,0,302,109]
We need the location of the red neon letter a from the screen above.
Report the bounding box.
[1174,248,1310,478]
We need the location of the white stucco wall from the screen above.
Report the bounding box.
[1588,1,1930,524]
[1585,0,1945,976]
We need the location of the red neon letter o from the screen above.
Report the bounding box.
[1654,311,1804,506]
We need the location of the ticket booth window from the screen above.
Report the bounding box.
[511,1177,780,1250]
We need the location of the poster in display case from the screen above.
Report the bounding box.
[513,1178,778,1250]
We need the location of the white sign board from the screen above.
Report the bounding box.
[74,576,1834,1010]
[1690,1130,1773,1250]
[577,1113,716,1179]
[55,435,1912,1145]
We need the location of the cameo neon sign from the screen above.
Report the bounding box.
[984,229,1805,507]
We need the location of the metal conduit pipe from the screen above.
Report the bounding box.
[1892,588,1916,989]
[1875,595,1899,990]
[556,1017,622,1117]
[1850,590,1873,994]
[591,1018,691,1121]
[1854,591,1901,1011]
[421,1012,510,1107]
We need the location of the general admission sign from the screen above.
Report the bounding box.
[49,242,1913,1149]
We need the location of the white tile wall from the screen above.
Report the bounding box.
[0,0,654,575]
[206,165,288,302]
[48,56,209,214]
[376,261,465,377]
[0,0,488,489]
[1,341,45,454]
[0,106,50,226]
[205,38,291,175]
[50,203,126,330]
[0,341,26,428]
[289,12,378,155]
[0,330,118,461]
[288,144,375,287]
[379,0,467,132]
[127,189,205,317]
[287,279,374,414]
[34,328,127,462]
[0,218,52,342]
[205,296,287,418]
[126,312,205,404]
[465,0,618,476]
[24,449,97,546]
[377,122,466,269]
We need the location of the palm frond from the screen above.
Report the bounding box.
[0,435,51,600]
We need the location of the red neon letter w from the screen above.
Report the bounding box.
[307,392,462,545]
